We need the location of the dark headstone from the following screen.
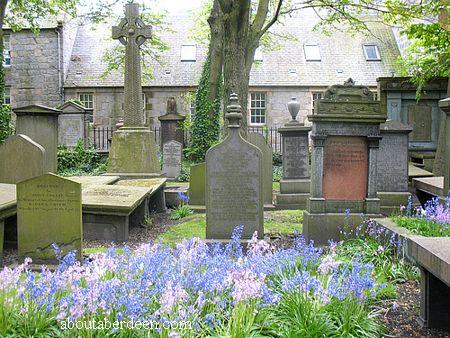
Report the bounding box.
[158,97,186,146]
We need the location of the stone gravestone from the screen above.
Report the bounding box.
[440,97,450,196]
[0,134,45,184]
[247,132,273,206]
[276,97,311,209]
[189,162,205,206]
[13,104,61,173]
[158,97,186,146]
[304,79,386,245]
[162,140,182,179]
[58,101,88,147]
[206,94,263,240]
[107,3,160,176]
[17,173,82,264]
[377,120,412,215]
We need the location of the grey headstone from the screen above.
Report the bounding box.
[0,134,46,184]
[162,140,182,178]
[247,132,273,205]
[17,173,82,264]
[206,94,263,240]
[378,120,412,192]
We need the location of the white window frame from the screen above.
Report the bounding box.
[3,87,10,105]
[249,92,266,126]
[79,92,94,110]
[180,45,196,62]
[304,44,321,61]
[254,47,263,62]
[3,34,10,67]
[363,44,381,61]
[311,92,323,114]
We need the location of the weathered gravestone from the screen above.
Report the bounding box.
[0,183,16,266]
[304,79,386,245]
[107,3,160,176]
[17,173,82,264]
[276,97,311,209]
[440,97,450,196]
[377,120,412,214]
[158,97,186,146]
[0,134,45,184]
[247,132,273,206]
[13,104,61,173]
[162,140,182,179]
[189,162,205,206]
[206,94,263,240]
[58,101,88,147]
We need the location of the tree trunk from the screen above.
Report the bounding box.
[220,0,251,131]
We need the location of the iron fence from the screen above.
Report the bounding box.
[87,124,282,154]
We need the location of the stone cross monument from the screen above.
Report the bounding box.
[107,3,160,176]
[112,3,151,127]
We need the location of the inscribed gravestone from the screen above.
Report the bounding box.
[282,129,310,179]
[247,132,273,205]
[206,94,263,240]
[323,136,368,200]
[0,134,45,184]
[162,140,182,178]
[17,173,82,264]
[189,162,205,205]
[58,101,87,147]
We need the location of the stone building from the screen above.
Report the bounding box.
[5,10,401,128]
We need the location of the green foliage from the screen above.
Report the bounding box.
[177,161,191,182]
[393,216,450,237]
[0,105,13,144]
[57,140,107,176]
[272,151,282,166]
[185,55,222,163]
[272,165,282,182]
[170,204,193,220]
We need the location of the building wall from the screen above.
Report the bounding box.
[4,28,63,109]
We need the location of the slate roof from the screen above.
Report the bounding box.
[64,10,400,88]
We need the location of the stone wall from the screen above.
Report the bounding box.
[4,28,63,109]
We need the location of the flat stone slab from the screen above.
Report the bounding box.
[68,175,120,187]
[82,184,152,214]
[413,176,444,197]
[409,163,434,178]
[115,178,166,191]
[0,183,16,218]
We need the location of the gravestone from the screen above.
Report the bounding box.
[440,97,450,195]
[17,173,82,264]
[408,105,432,142]
[377,120,412,214]
[13,104,61,173]
[206,94,263,240]
[276,97,311,209]
[304,79,386,245]
[58,101,88,147]
[107,3,160,176]
[0,183,16,266]
[189,162,205,206]
[0,134,45,184]
[158,97,186,146]
[247,132,273,206]
[162,140,182,178]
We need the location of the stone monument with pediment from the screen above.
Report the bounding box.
[304,79,386,245]
[206,94,263,240]
[107,3,161,177]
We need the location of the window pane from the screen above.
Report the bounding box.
[250,92,266,125]
[79,93,93,109]
[181,45,196,61]
[364,45,380,60]
[3,87,10,105]
[304,44,321,61]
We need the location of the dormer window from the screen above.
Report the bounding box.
[363,44,381,61]
[254,47,263,62]
[180,45,196,62]
[304,44,321,61]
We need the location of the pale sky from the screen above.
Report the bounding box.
[152,0,203,13]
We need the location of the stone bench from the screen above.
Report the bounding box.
[412,176,445,205]
[373,218,450,329]
[0,184,16,265]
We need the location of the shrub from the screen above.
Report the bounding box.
[57,140,107,176]
[170,192,193,220]
[272,151,282,166]
[273,165,282,182]
[177,161,191,182]
[0,105,13,144]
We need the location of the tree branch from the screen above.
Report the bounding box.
[251,0,270,34]
[258,0,283,39]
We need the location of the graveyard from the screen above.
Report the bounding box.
[0,0,449,337]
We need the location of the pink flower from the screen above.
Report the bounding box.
[318,255,340,274]
[225,268,265,303]
[160,281,189,314]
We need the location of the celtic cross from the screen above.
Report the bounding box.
[112,3,152,127]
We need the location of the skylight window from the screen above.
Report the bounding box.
[254,47,263,62]
[180,45,196,62]
[304,44,321,61]
[363,44,381,61]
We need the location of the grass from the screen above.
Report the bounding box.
[392,216,450,237]
[158,210,303,246]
